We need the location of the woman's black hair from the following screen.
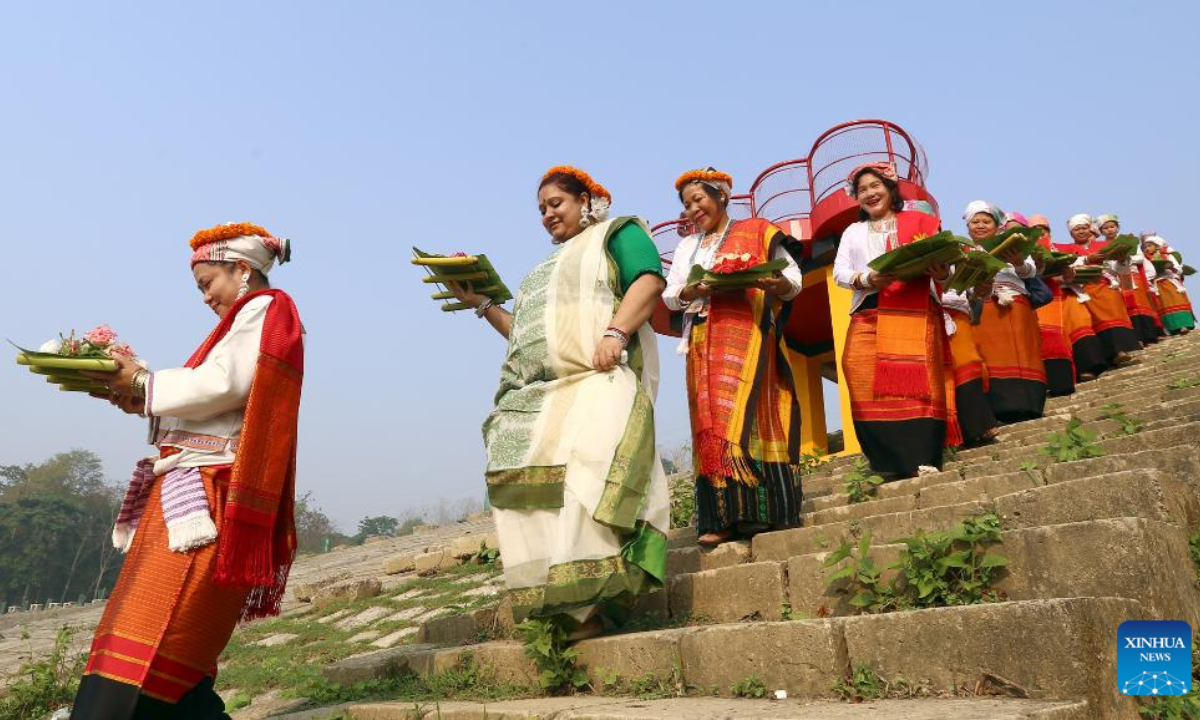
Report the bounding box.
[677,181,729,208]
[539,171,590,200]
[200,261,271,288]
[852,168,905,221]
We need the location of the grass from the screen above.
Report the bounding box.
[217,562,504,700]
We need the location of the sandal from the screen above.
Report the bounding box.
[697,530,734,548]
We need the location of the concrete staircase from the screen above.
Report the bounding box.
[330,334,1200,719]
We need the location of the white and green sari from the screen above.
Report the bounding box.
[484,217,669,626]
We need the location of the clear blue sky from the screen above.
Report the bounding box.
[2,1,1196,530]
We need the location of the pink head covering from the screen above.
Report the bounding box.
[844,162,899,197]
[1003,211,1029,228]
[1027,214,1051,228]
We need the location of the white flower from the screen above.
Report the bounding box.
[39,338,62,353]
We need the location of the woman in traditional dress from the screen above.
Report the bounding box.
[1097,213,1163,344]
[73,223,302,719]
[1056,214,1140,366]
[1026,214,1080,395]
[663,168,805,547]
[449,166,668,638]
[1143,235,1195,335]
[832,163,959,477]
[963,201,1047,422]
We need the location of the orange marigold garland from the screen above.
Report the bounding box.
[674,168,734,193]
[189,222,272,250]
[540,165,611,202]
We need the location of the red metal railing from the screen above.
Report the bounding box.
[808,119,930,207]
[749,160,812,225]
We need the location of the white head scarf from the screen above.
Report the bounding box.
[191,233,291,274]
[963,200,1003,224]
[1067,214,1093,230]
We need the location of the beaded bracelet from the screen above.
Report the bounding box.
[603,326,630,346]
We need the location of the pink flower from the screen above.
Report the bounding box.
[84,324,117,346]
[108,342,135,358]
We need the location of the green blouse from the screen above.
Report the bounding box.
[608,220,665,294]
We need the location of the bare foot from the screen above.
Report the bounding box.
[566,617,605,642]
[697,530,734,548]
[1078,372,1097,382]
[1113,352,1133,365]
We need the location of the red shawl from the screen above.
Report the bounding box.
[184,289,304,619]
[874,211,943,398]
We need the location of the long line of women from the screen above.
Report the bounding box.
[834,162,1195,482]
[67,163,1194,718]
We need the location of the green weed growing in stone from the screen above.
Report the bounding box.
[1041,418,1105,462]
[0,626,84,720]
[1100,403,1144,435]
[843,457,885,504]
[1189,527,1200,587]
[823,530,898,613]
[729,674,767,698]
[1168,377,1200,390]
[515,618,589,695]
[1018,461,1041,487]
[668,472,695,529]
[893,512,1008,608]
[823,513,1009,614]
[832,664,933,702]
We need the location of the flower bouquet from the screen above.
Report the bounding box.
[979,226,1045,259]
[13,325,140,394]
[1095,234,1140,260]
[946,250,1011,293]
[411,247,513,312]
[867,231,968,282]
[686,253,789,289]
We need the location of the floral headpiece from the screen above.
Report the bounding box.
[541,165,611,202]
[844,162,898,197]
[189,221,291,274]
[675,168,734,198]
[540,166,611,232]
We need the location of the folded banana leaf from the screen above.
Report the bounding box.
[868,231,968,281]
[15,351,117,372]
[1152,259,1170,274]
[946,250,1010,293]
[1185,265,1196,277]
[1071,266,1105,283]
[1040,252,1078,277]
[979,226,1044,258]
[1172,251,1183,264]
[1096,234,1140,259]
[412,247,513,312]
[687,258,789,289]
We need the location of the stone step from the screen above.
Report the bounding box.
[330,598,1141,719]
[347,696,1092,719]
[754,439,1200,562]
[667,469,1199,622]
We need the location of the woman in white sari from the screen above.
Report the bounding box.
[450,166,669,638]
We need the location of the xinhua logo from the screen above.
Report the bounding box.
[1117,620,1192,696]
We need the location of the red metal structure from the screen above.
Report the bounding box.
[652,119,938,453]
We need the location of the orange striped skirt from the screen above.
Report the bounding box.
[82,466,248,704]
[976,297,1047,421]
[1156,280,1196,334]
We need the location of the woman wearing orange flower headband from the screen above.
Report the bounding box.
[663,167,806,547]
[449,166,669,639]
[72,222,303,719]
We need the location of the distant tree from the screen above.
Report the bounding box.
[0,450,123,605]
[355,515,400,541]
[294,491,340,554]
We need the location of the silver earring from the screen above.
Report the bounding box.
[237,273,250,299]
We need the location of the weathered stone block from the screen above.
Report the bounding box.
[313,578,383,609]
[669,561,785,623]
[679,620,847,697]
[381,552,417,575]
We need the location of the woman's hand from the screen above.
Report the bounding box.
[754,273,793,297]
[925,262,952,281]
[82,354,139,396]
[866,271,897,289]
[1000,248,1027,266]
[1086,253,1104,264]
[974,281,995,297]
[679,282,714,304]
[446,280,488,309]
[87,390,145,415]
[1061,266,1077,283]
[593,336,625,372]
